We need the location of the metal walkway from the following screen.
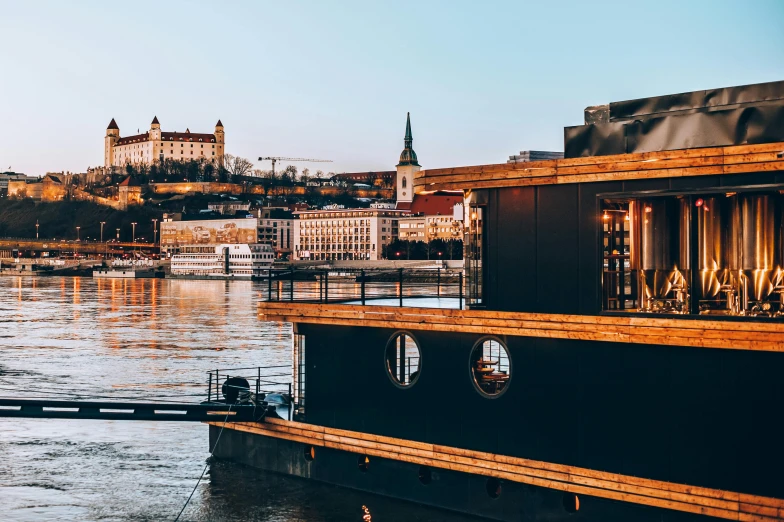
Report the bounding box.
[0,399,266,422]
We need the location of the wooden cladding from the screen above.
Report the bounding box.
[413,142,784,191]
[258,302,784,353]
[210,418,784,521]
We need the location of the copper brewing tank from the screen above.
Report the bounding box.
[739,194,782,302]
[634,198,690,301]
[696,196,737,298]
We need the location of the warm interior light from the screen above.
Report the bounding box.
[603,211,609,220]
[624,212,630,221]
[695,198,704,207]
[644,205,652,213]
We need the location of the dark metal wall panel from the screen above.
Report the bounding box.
[300,324,784,500]
[536,184,580,314]
[492,187,537,312]
[564,121,626,158]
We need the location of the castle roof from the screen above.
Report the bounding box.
[107,118,119,130]
[216,119,223,127]
[115,131,217,146]
[151,116,160,125]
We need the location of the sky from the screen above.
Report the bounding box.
[0,0,782,177]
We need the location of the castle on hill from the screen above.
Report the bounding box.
[104,116,224,168]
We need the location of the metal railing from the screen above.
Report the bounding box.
[206,365,293,420]
[262,268,463,308]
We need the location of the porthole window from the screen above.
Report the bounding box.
[385,332,421,388]
[563,492,580,513]
[486,477,502,498]
[470,337,511,398]
[304,445,315,462]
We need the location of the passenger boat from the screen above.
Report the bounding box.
[93,260,159,279]
[169,243,274,279]
[211,81,784,521]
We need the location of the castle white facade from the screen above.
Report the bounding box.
[104,117,225,168]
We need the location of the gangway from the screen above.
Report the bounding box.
[0,399,269,422]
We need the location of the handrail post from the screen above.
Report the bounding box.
[289,268,294,301]
[437,267,441,298]
[399,268,403,307]
[459,272,463,310]
[257,367,261,398]
[215,370,219,402]
[207,373,212,402]
[288,383,292,421]
[361,269,366,305]
[268,269,273,301]
[325,271,329,303]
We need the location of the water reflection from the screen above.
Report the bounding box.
[0,277,476,522]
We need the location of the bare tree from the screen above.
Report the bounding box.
[222,154,254,178]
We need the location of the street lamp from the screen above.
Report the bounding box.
[152,218,158,248]
[131,222,137,250]
[100,221,106,243]
[35,220,39,239]
[76,226,80,241]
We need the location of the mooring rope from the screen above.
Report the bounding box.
[173,403,233,522]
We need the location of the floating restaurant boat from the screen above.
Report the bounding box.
[93,260,160,279]
[169,243,274,279]
[211,81,784,521]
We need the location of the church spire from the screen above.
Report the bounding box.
[397,112,419,167]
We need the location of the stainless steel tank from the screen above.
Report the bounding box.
[635,198,690,311]
[696,196,736,301]
[739,194,781,305]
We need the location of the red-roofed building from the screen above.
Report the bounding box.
[104,117,225,168]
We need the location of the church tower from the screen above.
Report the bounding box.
[105,118,120,169]
[396,112,420,204]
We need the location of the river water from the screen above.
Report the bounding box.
[0,277,476,522]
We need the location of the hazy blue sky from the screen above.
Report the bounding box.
[1,0,782,176]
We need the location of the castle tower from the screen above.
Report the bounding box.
[215,119,224,144]
[104,118,119,168]
[149,116,161,140]
[396,112,420,204]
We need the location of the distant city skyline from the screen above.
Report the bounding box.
[0,0,782,176]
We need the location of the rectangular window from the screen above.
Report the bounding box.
[601,189,784,317]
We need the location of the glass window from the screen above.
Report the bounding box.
[601,190,784,317]
[470,337,510,398]
[385,332,421,388]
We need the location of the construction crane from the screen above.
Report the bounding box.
[258,157,332,177]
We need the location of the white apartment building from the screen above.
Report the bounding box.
[104,117,224,168]
[294,209,409,261]
[398,216,426,241]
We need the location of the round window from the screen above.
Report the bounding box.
[385,332,421,388]
[470,337,511,398]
